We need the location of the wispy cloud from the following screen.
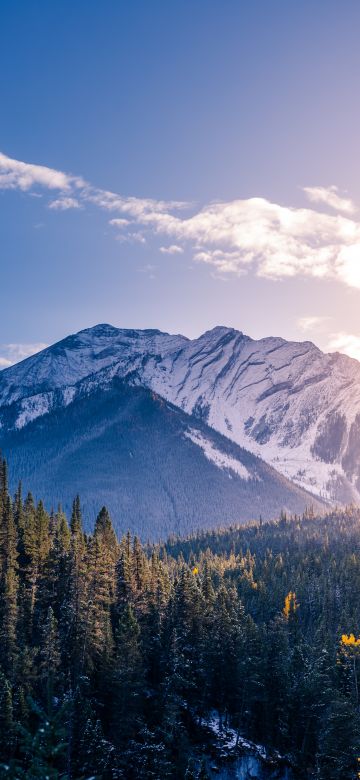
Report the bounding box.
[327,332,360,361]
[0,151,83,191]
[2,150,360,292]
[115,231,147,245]
[159,244,184,255]
[303,185,356,215]
[297,315,331,333]
[0,342,48,369]
[109,218,131,228]
[48,197,81,210]
[88,187,188,219]
[138,263,157,279]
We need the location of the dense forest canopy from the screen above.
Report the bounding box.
[0,456,360,779]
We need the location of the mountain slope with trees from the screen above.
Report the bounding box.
[0,380,323,539]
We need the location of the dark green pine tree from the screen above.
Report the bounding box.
[70,494,82,536]
[60,496,88,681]
[78,717,115,779]
[0,458,8,519]
[111,603,144,747]
[38,606,61,707]
[17,492,38,645]
[94,506,118,556]
[317,693,360,780]
[13,482,24,533]
[0,493,19,678]
[55,506,71,553]
[142,566,169,721]
[115,547,134,613]
[123,727,172,779]
[47,506,71,620]
[83,507,117,675]
[35,501,51,564]
[168,568,205,707]
[263,615,292,749]
[17,697,68,779]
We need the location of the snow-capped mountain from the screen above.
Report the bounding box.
[1,322,360,503]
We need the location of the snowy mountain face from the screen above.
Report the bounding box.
[1,322,360,504]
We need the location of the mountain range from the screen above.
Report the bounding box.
[2,322,359,536]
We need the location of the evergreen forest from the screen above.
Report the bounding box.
[0,456,360,779]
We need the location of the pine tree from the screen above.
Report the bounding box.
[38,606,61,707]
[70,495,82,535]
[111,603,143,745]
[80,507,117,679]
[78,717,115,778]
[317,694,360,779]
[94,505,118,557]
[60,496,88,681]
[17,697,68,779]
[17,492,38,645]
[0,494,19,677]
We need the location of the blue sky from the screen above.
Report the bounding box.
[2,0,360,365]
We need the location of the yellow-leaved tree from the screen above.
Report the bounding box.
[282,591,299,619]
[339,634,360,707]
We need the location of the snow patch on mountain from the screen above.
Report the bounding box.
[15,392,53,429]
[184,428,252,481]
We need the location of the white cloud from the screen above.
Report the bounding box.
[0,342,48,369]
[303,185,356,215]
[87,187,188,219]
[297,315,331,333]
[109,218,131,227]
[0,151,84,191]
[144,197,360,288]
[3,150,360,292]
[48,197,81,210]
[327,332,360,361]
[115,231,146,244]
[159,244,184,254]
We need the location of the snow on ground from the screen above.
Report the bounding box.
[204,711,268,759]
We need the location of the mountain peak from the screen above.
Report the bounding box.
[80,322,120,335]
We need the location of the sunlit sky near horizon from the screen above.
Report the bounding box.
[2,0,360,367]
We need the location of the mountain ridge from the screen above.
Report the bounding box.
[1,323,360,504]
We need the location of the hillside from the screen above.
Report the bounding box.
[0,379,322,538]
